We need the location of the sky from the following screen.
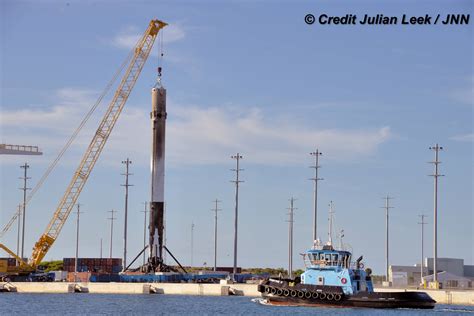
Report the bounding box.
[0,0,472,275]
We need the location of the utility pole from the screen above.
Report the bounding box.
[328,201,335,246]
[418,214,428,284]
[429,144,444,287]
[74,203,83,282]
[16,204,21,266]
[287,197,297,279]
[190,222,195,267]
[141,202,148,265]
[108,209,117,259]
[163,202,167,264]
[100,238,103,259]
[19,162,31,260]
[121,158,133,270]
[381,195,394,283]
[211,199,222,272]
[231,153,243,275]
[309,150,323,246]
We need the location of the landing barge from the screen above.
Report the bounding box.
[257,245,435,309]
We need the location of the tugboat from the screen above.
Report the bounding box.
[258,244,435,308]
[258,201,436,309]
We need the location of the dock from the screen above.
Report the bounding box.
[1,282,473,305]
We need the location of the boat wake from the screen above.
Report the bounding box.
[251,298,299,307]
[435,307,474,314]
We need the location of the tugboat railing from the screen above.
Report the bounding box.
[303,255,363,270]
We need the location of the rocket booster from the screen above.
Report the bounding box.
[149,85,166,265]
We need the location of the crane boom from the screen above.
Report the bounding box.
[0,19,167,267]
[0,211,19,240]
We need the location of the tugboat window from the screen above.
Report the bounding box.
[332,254,338,265]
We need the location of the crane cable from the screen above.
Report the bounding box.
[0,47,136,239]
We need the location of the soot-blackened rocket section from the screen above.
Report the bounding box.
[149,85,166,270]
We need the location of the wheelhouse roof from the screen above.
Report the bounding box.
[306,249,352,256]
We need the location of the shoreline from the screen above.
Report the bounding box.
[1,282,473,305]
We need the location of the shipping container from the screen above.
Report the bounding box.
[66,271,91,282]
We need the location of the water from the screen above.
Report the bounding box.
[0,294,473,315]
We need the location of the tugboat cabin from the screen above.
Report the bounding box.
[301,245,373,295]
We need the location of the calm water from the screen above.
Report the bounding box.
[0,294,473,315]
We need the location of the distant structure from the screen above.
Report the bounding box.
[287,197,297,279]
[389,258,474,289]
[121,158,133,270]
[19,163,31,261]
[309,150,323,246]
[141,202,148,265]
[190,222,195,267]
[381,195,394,283]
[230,153,244,275]
[74,203,83,282]
[211,199,222,272]
[418,214,428,283]
[429,144,444,288]
[0,144,42,155]
[108,210,117,259]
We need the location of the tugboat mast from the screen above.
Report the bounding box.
[328,201,335,246]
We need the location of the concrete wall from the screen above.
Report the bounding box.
[7,282,260,297]
[4,282,473,305]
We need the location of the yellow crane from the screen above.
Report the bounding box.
[0,19,167,273]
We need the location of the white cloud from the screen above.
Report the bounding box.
[1,89,391,167]
[111,23,185,50]
[165,106,391,165]
[450,133,474,142]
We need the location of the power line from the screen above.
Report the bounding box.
[309,150,323,246]
[15,204,21,266]
[211,199,222,272]
[107,209,117,259]
[19,162,31,260]
[121,158,133,270]
[429,144,444,287]
[230,153,244,275]
[190,222,195,267]
[74,203,84,283]
[418,214,428,285]
[141,202,148,266]
[381,195,394,283]
[287,197,297,279]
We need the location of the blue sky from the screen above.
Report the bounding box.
[0,0,472,274]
